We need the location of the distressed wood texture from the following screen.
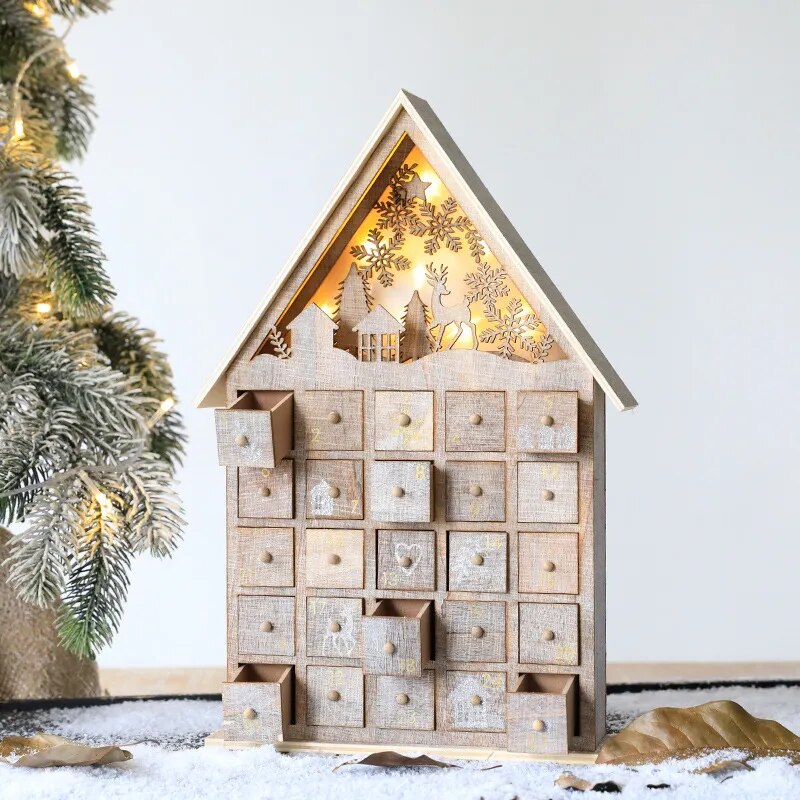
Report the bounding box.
[372,672,435,730]
[517,461,579,523]
[444,461,506,522]
[445,670,506,732]
[516,391,578,454]
[369,460,433,523]
[377,529,436,591]
[518,532,579,595]
[298,390,364,451]
[306,665,364,727]
[222,665,293,742]
[374,390,434,451]
[305,459,364,520]
[363,599,433,677]
[445,391,505,452]
[238,596,295,657]
[518,602,579,667]
[447,532,508,593]
[443,601,506,663]
[305,529,364,589]
[237,461,294,520]
[306,596,363,658]
[234,528,294,588]
[507,673,576,754]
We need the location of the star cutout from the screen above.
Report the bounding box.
[400,173,431,204]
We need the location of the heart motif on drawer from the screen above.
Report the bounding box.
[394,543,422,575]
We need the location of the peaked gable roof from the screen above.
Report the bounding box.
[196,90,636,411]
[353,306,403,334]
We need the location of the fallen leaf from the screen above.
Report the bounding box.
[0,733,132,768]
[333,751,458,772]
[695,759,754,781]
[597,700,800,765]
[554,773,622,793]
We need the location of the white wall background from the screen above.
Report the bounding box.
[66,1,800,668]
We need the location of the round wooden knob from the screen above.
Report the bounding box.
[235,434,248,447]
[540,415,555,427]
[383,641,396,654]
[471,553,484,566]
[532,719,546,731]
[328,485,340,498]
[259,485,271,498]
[258,551,273,564]
[469,413,482,425]
[391,486,405,498]
[242,707,257,720]
[542,629,555,641]
[327,553,341,565]
[542,560,556,572]
[327,411,341,424]
[260,621,273,633]
[396,693,410,706]
[327,690,341,702]
[470,695,482,706]
[469,484,483,497]
[397,413,412,427]
[329,621,341,633]
[399,555,413,568]
[542,489,555,501]
[471,626,485,639]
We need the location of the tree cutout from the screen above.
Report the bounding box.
[334,262,373,353]
[349,228,411,287]
[480,297,553,363]
[426,263,477,352]
[400,290,432,361]
[266,325,291,359]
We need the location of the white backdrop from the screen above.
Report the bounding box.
[66,1,799,668]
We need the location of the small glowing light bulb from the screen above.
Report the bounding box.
[159,397,175,413]
[35,302,52,314]
[26,2,46,18]
[13,116,24,139]
[66,61,81,79]
[95,491,112,512]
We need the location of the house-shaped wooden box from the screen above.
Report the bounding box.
[198,91,636,759]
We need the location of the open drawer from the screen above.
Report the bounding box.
[507,673,576,754]
[222,664,293,743]
[362,599,433,677]
[215,390,293,468]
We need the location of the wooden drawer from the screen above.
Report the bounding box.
[306,665,364,728]
[372,672,435,730]
[215,390,293,468]
[517,461,578,523]
[444,670,506,732]
[369,460,433,523]
[443,601,506,663]
[299,390,363,451]
[237,461,293,519]
[447,532,508,593]
[445,391,505,452]
[507,673,577,754]
[445,461,505,522]
[519,602,579,666]
[305,459,364,520]
[374,391,434,451]
[234,528,294,588]
[238,596,295,657]
[519,532,578,595]
[377,530,436,591]
[362,599,433,677]
[222,664,293,743]
[305,529,363,589]
[305,596,363,658]
[517,391,578,454]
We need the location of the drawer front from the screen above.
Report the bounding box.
[519,532,578,594]
[445,461,505,522]
[305,459,364,520]
[300,390,363,451]
[375,391,434,451]
[443,601,506,663]
[445,391,505,452]
[377,530,436,591]
[519,602,579,666]
[448,532,508,593]
[305,529,364,589]
[507,692,571,754]
[372,672,435,730]
[238,596,295,656]
[237,461,293,519]
[222,681,285,742]
[306,665,364,727]
[445,670,506,732]
[234,528,294,588]
[517,461,579,523]
[363,617,424,677]
[216,408,275,467]
[306,597,363,658]
[370,460,433,523]
[517,391,578,454]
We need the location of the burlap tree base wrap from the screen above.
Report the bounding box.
[0,527,100,701]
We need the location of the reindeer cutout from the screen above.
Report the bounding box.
[426,264,478,351]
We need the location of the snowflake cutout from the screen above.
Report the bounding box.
[480,297,551,362]
[409,197,465,255]
[349,228,411,287]
[374,194,416,235]
[464,262,510,308]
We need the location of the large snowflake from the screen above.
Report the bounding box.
[480,297,553,363]
[349,228,411,287]
[464,262,510,307]
[374,163,420,234]
[409,197,465,255]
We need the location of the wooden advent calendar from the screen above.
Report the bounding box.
[198,91,636,759]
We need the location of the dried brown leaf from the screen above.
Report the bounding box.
[694,759,755,780]
[598,700,800,765]
[554,771,595,791]
[0,733,132,768]
[333,750,457,772]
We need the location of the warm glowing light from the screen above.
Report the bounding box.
[35,302,52,314]
[25,2,46,17]
[95,491,112,513]
[12,116,24,139]
[160,396,175,413]
[65,60,81,79]
[420,171,443,201]
[412,263,427,289]
[320,303,335,318]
